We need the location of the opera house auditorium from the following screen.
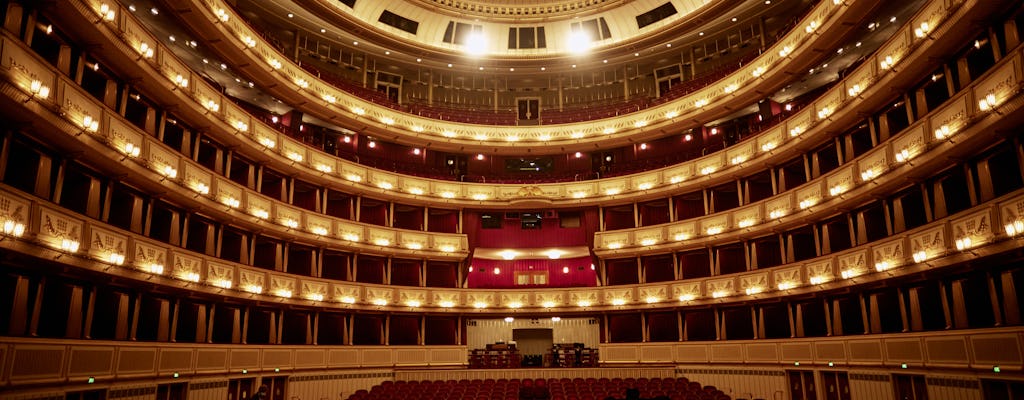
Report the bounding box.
[1,0,1023,398]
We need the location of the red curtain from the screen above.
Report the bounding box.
[608,314,642,343]
[322,251,350,280]
[352,315,383,345]
[393,205,424,230]
[603,206,635,230]
[287,246,315,276]
[754,236,783,269]
[359,200,388,226]
[647,312,679,342]
[428,209,458,233]
[673,193,705,220]
[716,244,746,275]
[389,315,420,345]
[678,250,711,279]
[425,261,458,287]
[466,256,597,288]
[390,259,421,286]
[605,258,639,285]
[642,255,675,282]
[356,256,386,284]
[425,317,458,345]
[639,200,671,226]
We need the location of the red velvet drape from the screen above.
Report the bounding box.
[608,314,642,343]
[424,317,458,345]
[389,315,420,345]
[425,261,458,287]
[605,258,639,285]
[390,259,421,286]
[642,255,675,282]
[647,312,679,342]
[352,314,383,345]
[356,255,386,284]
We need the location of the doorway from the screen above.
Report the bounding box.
[513,328,552,367]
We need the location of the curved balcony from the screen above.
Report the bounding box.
[157,0,863,151]
[44,0,995,209]
[1,169,1022,313]
[593,46,1024,254]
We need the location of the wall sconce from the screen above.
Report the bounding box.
[895,147,913,163]
[97,3,116,22]
[954,236,973,251]
[241,35,257,48]
[180,272,201,283]
[214,8,229,22]
[137,42,154,60]
[160,165,178,180]
[107,252,125,266]
[880,55,896,70]
[221,196,240,209]
[847,84,862,97]
[204,99,220,113]
[173,74,188,89]
[2,219,26,238]
[26,80,50,102]
[81,115,100,134]
[978,92,998,113]
[1005,219,1024,236]
[933,124,953,140]
[244,284,263,294]
[251,208,270,220]
[143,263,164,275]
[914,22,931,39]
[212,279,232,289]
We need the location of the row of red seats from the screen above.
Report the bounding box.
[541,97,651,125]
[408,102,519,126]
